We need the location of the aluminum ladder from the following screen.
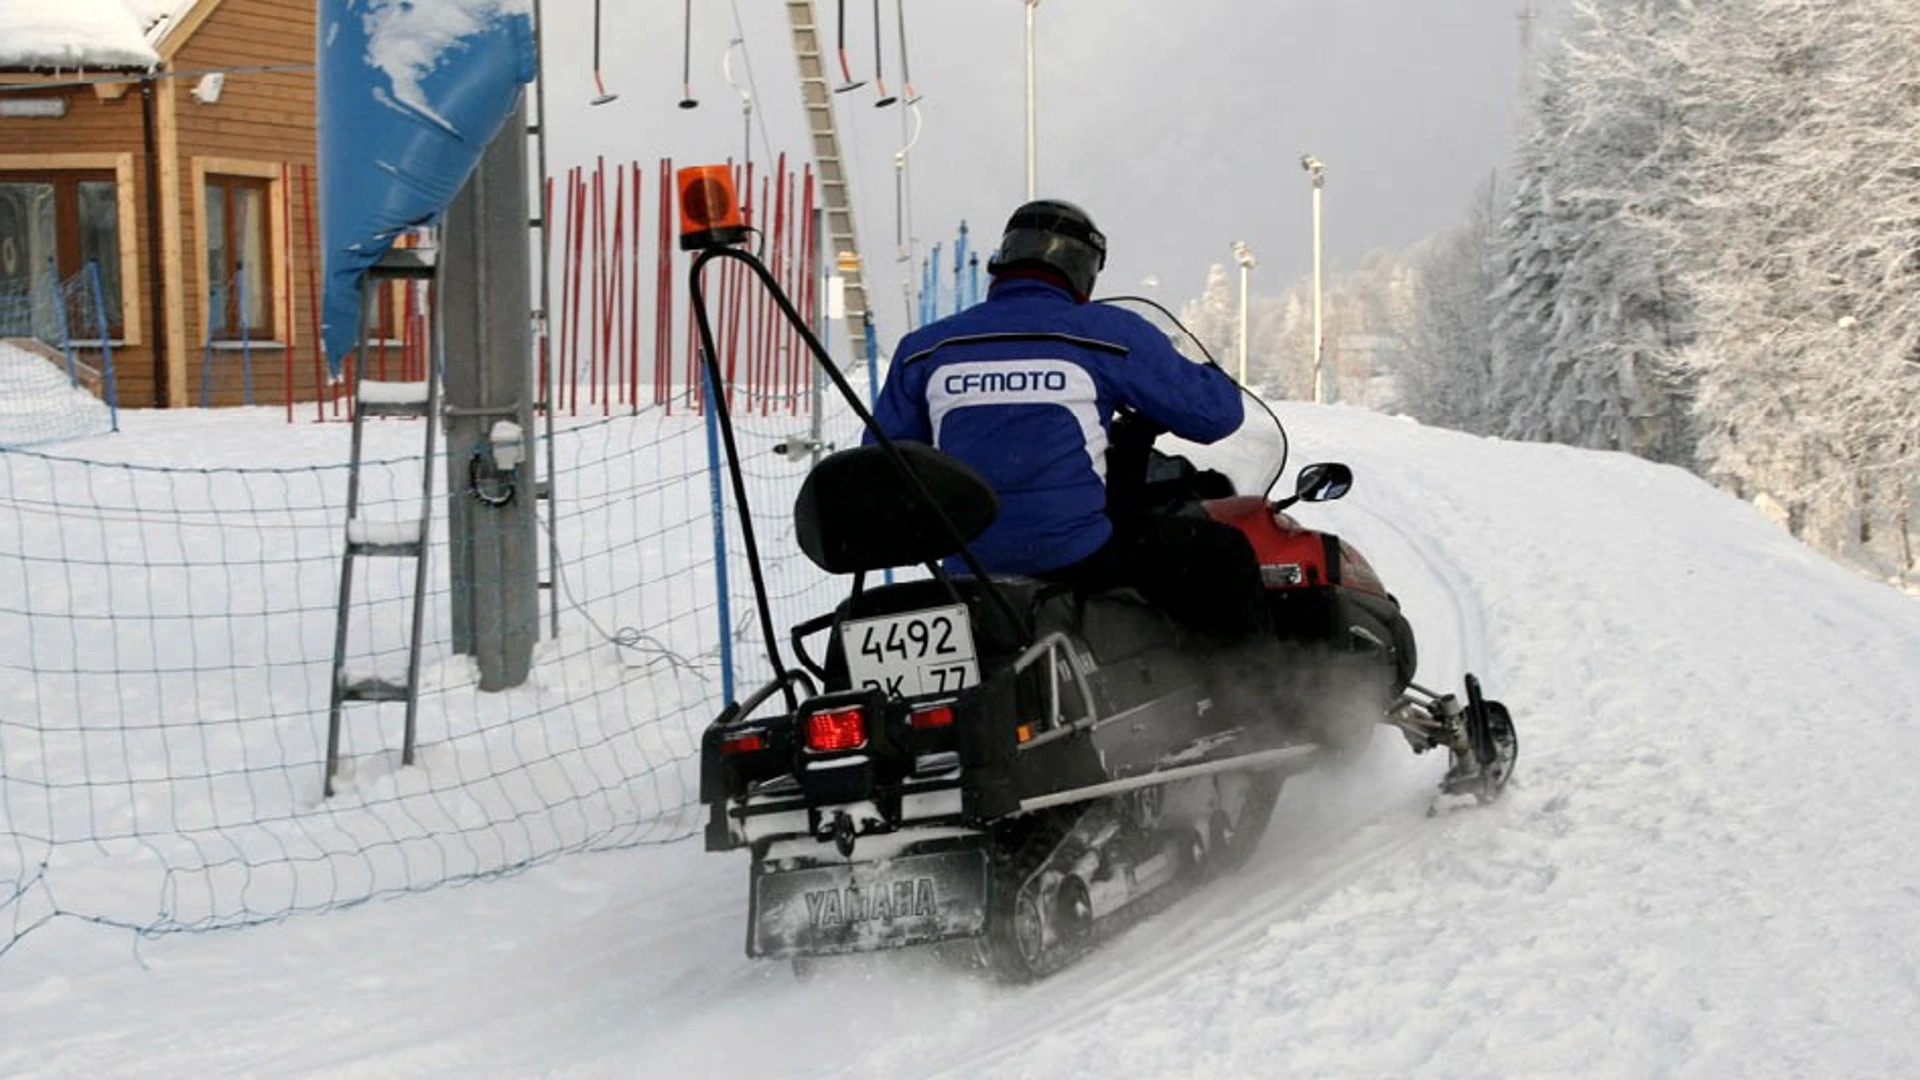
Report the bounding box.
[785,0,871,355]
[324,246,440,798]
[529,0,560,636]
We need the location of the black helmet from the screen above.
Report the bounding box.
[986,198,1107,298]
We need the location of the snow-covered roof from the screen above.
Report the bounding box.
[0,0,201,72]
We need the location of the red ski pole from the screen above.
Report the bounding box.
[629,160,641,412]
[298,163,325,421]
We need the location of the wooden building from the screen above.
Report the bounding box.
[1,0,331,409]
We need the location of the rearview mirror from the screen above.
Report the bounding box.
[1293,462,1353,503]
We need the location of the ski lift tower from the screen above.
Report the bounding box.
[784,1,872,356]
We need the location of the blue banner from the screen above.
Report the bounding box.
[317,0,535,374]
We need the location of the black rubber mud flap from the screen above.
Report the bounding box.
[957,670,1022,821]
[749,843,990,958]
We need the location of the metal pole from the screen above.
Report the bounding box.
[703,357,735,704]
[862,308,893,586]
[1302,154,1326,403]
[1311,183,1323,402]
[1025,0,1039,199]
[1237,261,1248,385]
[533,0,560,638]
[85,261,120,431]
[45,257,76,386]
[810,207,827,468]
[1231,239,1255,386]
[237,248,253,405]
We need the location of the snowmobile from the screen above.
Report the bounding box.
[681,230,1517,982]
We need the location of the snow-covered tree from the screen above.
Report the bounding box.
[1674,0,1920,561]
[1176,263,1237,369]
[1388,179,1502,431]
[1491,0,1701,466]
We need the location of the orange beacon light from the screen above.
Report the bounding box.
[677,165,749,251]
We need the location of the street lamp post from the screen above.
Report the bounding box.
[1301,153,1326,403]
[1025,0,1041,199]
[1231,240,1256,386]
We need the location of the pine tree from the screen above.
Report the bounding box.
[1491,0,1700,466]
[1391,179,1501,432]
[1177,263,1237,369]
[1676,0,1920,560]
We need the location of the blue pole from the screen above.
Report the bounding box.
[924,254,935,325]
[862,311,893,586]
[862,310,880,411]
[237,261,253,405]
[702,359,736,703]
[968,254,980,309]
[954,221,968,313]
[45,258,77,386]
[84,261,120,432]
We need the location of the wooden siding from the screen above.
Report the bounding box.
[172,0,320,409]
[0,79,144,156]
[0,0,389,412]
[0,90,162,406]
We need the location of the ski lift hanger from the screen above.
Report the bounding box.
[589,0,617,105]
[679,0,699,108]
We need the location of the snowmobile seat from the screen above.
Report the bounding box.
[795,443,999,575]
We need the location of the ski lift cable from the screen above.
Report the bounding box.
[722,38,753,170]
[892,99,922,262]
[894,99,923,327]
[726,0,779,173]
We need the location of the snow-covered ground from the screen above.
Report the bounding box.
[0,342,115,449]
[4,402,1918,1078]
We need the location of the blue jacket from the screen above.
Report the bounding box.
[869,277,1244,574]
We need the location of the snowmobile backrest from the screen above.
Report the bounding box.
[795,442,1000,574]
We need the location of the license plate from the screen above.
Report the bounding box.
[750,848,990,957]
[841,604,979,698]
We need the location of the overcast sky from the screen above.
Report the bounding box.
[543,1,1569,338]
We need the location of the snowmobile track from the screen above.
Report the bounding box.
[922,792,1434,1079]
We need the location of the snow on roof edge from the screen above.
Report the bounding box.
[0,0,207,73]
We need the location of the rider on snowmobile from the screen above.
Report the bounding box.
[869,198,1270,652]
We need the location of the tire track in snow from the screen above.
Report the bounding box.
[906,456,1503,1077]
[1342,493,1492,683]
[915,784,1436,1080]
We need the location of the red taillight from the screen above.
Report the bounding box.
[720,731,766,756]
[804,707,867,752]
[909,704,955,731]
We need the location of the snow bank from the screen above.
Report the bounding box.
[0,341,113,446]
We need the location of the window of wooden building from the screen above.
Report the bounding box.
[0,171,124,338]
[204,174,274,341]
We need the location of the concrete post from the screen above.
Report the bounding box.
[441,95,538,690]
